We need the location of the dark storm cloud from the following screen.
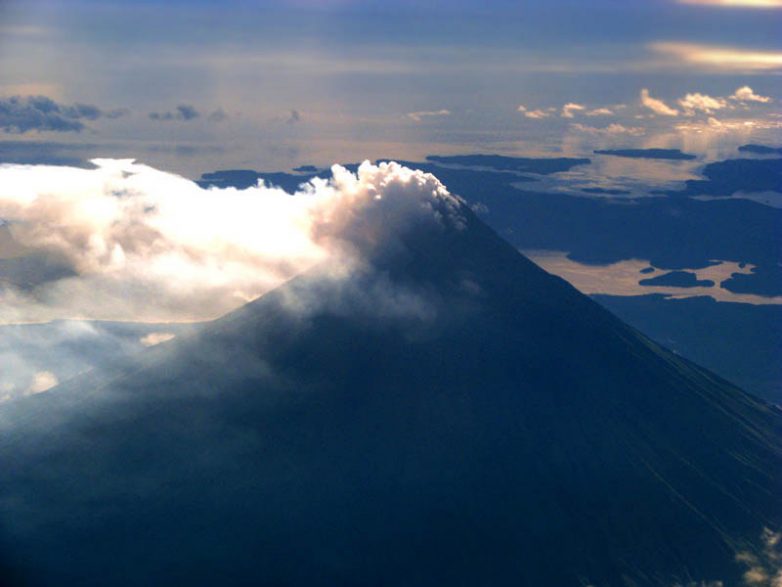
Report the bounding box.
[149,104,201,121]
[0,96,128,134]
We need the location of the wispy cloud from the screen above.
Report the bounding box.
[571,122,646,136]
[640,89,679,116]
[139,332,176,347]
[561,103,586,118]
[406,109,451,122]
[517,105,551,119]
[735,528,782,587]
[679,0,782,7]
[0,159,462,323]
[651,42,782,71]
[586,107,615,117]
[207,108,228,122]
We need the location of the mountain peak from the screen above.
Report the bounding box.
[308,161,467,267]
[0,161,780,587]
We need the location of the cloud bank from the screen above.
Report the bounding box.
[733,86,772,103]
[0,159,462,324]
[651,42,782,71]
[26,371,58,395]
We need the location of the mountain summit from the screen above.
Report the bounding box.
[1,162,780,586]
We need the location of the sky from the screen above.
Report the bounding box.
[1,0,781,176]
[0,0,780,405]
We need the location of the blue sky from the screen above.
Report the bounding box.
[1,0,780,174]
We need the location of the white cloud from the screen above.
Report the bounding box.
[640,89,679,116]
[1,382,14,403]
[522,103,612,119]
[651,42,782,71]
[406,109,450,122]
[139,332,177,347]
[561,103,586,118]
[25,371,58,395]
[518,105,551,119]
[678,92,728,115]
[0,160,463,324]
[586,108,614,117]
[571,122,646,136]
[732,86,772,103]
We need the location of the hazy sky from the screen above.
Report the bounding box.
[1,0,780,175]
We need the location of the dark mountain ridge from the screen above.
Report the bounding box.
[0,192,779,586]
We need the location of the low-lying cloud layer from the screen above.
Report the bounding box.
[406,109,451,122]
[651,42,782,71]
[0,159,461,324]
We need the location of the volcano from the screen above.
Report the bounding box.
[0,163,780,587]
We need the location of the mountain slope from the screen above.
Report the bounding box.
[0,176,780,587]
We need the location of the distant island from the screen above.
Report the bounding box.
[678,157,782,197]
[721,265,782,297]
[639,270,714,288]
[426,154,590,174]
[594,148,696,161]
[738,144,782,155]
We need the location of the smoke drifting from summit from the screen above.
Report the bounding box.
[0,159,462,324]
